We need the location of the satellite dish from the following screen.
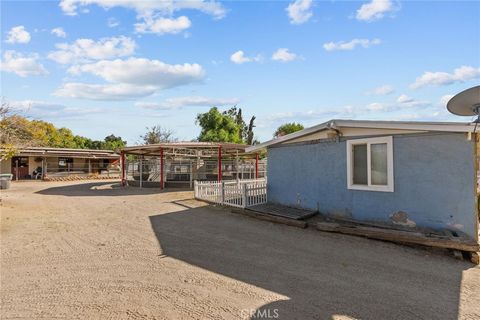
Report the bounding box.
[447,85,480,116]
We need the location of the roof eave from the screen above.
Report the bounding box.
[246,119,475,152]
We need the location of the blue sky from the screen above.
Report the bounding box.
[1,0,479,144]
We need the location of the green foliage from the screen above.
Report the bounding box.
[26,119,126,150]
[72,136,94,149]
[274,122,304,138]
[1,102,32,159]
[196,106,257,144]
[103,134,127,150]
[196,107,242,143]
[0,101,126,156]
[26,120,84,148]
[0,144,17,161]
[0,115,32,146]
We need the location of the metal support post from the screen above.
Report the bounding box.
[255,154,259,179]
[139,158,143,188]
[160,147,164,190]
[121,151,126,186]
[218,146,222,182]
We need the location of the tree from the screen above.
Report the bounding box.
[140,125,177,144]
[103,134,126,150]
[274,122,304,138]
[72,136,93,149]
[0,101,32,159]
[246,115,256,145]
[0,99,126,154]
[56,127,77,148]
[0,101,31,145]
[196,107,243,143]
[196,106,256,144]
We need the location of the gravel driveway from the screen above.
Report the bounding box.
[1,180,479,319]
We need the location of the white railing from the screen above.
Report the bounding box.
[194,179,267,208]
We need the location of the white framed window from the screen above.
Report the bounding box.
[346,136,394,192]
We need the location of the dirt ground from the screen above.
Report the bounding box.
[1,180,479,320]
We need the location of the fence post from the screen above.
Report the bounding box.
[160,148,164,190]
[242,183,248,208]
[139,159,143,188]
[189,162,193,189]
[221,181,225,205]
[255,154,259,179]
[194,180,198,198]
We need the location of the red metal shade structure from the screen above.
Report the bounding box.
[120,142,264,188]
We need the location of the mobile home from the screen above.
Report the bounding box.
[247,119,479,240]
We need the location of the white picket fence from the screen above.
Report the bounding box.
[194,179,267,208]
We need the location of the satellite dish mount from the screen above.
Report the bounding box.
[446,85,480,131]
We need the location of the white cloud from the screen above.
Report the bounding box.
[11,100,65,111]
[56,57,205,100]
[286,0,313,24]
[107,17,120,28]
[1,51,48,77]
[51,27,67,38]
[265,107,355,123]
[48,36,136,64]
[265,98,438,125]
[323,38,381,51]
[54,83,157,100]
[60,1,225,38]
[68,58,205,87]
[10,100,101,118]
[392,95,429,108]
[440,94,454,107]
[410,66,480,89]
[5,26,31,44]
[356,0,395,22]
[366,102,387,111]
[136,96,241,110]
[271,48,300,62]
[135,16,191,35]
[396,94,414,103]
[230,50,261,64]
[371,84,394,95]
[59,0,226,18]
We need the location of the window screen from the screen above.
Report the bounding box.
[371,143,388,185]
[353,144,368,185]
[347,136,393,192]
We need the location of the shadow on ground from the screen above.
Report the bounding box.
[35,181,190,197]
[149,205,473,320]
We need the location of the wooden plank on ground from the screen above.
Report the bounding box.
[471,252,480,265]
[247,203,317,220]
[232,208,307,228]
[316,222,480,252]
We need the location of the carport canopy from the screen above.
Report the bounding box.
[121,142,256,158]
[119,142,261,187]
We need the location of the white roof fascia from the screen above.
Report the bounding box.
[246,119,474,152]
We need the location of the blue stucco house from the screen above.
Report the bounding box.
[247,119,479,241]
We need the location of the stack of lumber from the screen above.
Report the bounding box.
[231,207,308,228]
[316,221,479,253]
